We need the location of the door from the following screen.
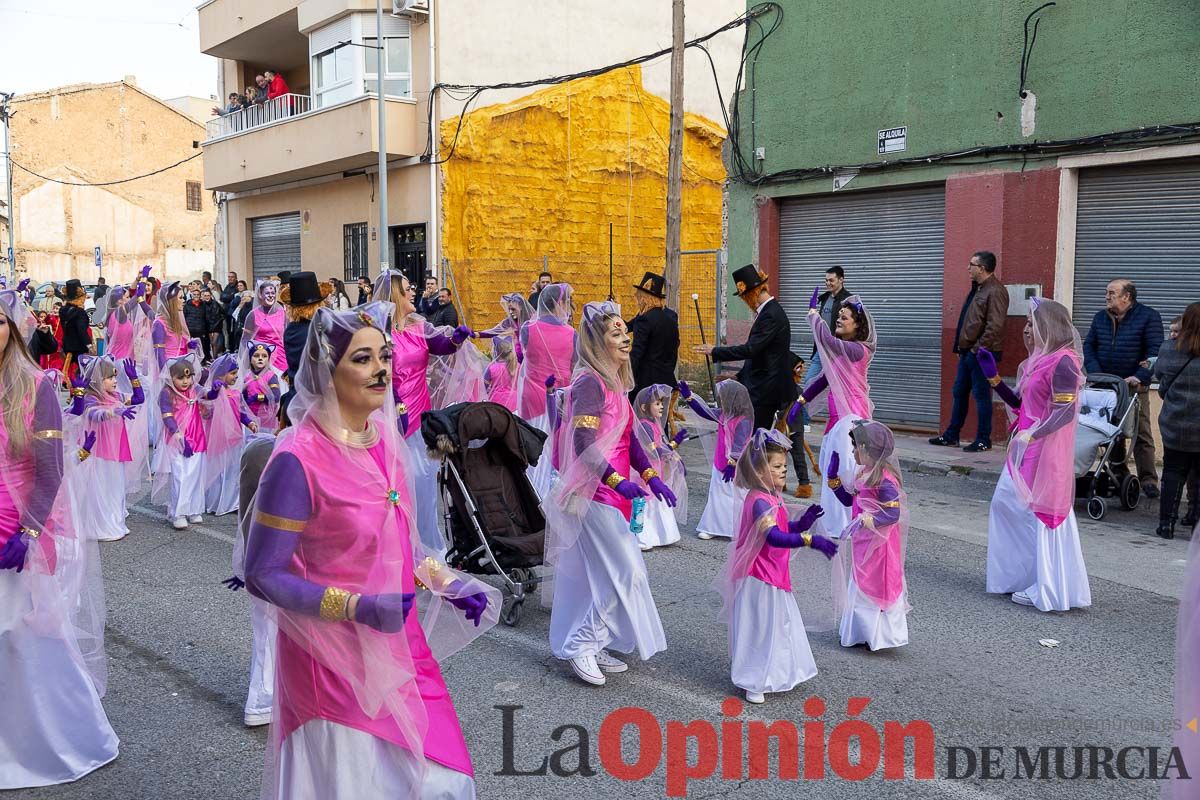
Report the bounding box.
[250,213,301,282]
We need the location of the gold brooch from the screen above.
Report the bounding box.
[357,311,375,328]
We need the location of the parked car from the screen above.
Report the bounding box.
[33,281,99,323]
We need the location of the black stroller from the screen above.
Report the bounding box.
[421,402,547,626]
[1073,373,1141,520]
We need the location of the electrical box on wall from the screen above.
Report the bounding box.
[1007,284,1042,316]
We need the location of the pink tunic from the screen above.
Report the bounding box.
[0,374,59,571]
[91,396,133,463]
[249,307,288,373]
[106,316,135,360]
[1007,350,1081,529]
[273,421,472,777]
[849,473,905,608]
[519,320,574,419]
[591,381,634,521]
[485,362,517,411]
[391,325,433,436]
[153,321,192,359]
[746,498,792,591]
[244,372,276,430]
[169,391,209,453]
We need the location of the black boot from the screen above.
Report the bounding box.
[1182,507,1198,529]
[1156,520,1176,540]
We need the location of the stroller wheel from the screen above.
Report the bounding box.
[501,598,524,627]
[1120,475,1141,511]
[1087,496,1107,521]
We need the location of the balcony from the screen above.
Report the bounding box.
[201,93,421,193]
[198,0,307,66]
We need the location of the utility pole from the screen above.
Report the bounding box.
[376,0,390,274]
[1,92,16,284]
[663,0,685,311]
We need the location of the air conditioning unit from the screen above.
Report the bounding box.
[392,0,429,17]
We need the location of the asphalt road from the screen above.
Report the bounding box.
[16,442,1192,800]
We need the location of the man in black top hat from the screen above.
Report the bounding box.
[279,271,331,426]
[697,264,796,431]
[628,271,680,400]
[59,279,93,380]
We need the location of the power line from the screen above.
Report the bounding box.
[11,152,203,187]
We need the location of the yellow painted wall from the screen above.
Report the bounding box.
[439,66,726,359]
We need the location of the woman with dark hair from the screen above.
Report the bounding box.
[326,277,353,311]
[1153,302,1200,539]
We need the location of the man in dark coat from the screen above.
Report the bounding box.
[278,272,331,427]
[698,265,795,431]
[58,279,93,380]
[628,271,679,400]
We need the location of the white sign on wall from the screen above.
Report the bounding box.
[877,126,907,155]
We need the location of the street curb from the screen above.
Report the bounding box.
[898,455,1002,484]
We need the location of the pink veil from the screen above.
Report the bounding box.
[809,293,876,419]
[150,352,206,507]
[633,384,688,524]
[1006,299,1084,528]
[515,283,576,420]
[238,339,281,433]
[699,380,754,470]
[202,353,248,500]
[480,293,534,338]
[73,354,150,493]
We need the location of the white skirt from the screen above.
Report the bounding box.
[818,416,864,539]
[549,503,666,661]
[730,577,817,694]
[168,450,206,520]
[525,413,557,501]
[274,719,474,800]
[696,466,746,539]
[987,469,1092,612]
[206,448,241,517]
[839,574,909,651]
[244,598,276,719]
[91,459,129,542]
[0,573,119,789]
[637,498,680,549]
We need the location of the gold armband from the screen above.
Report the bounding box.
[71,388,86,398]
[795,396,807,406]
[640,468,659,482]
[880,500,901,508]
[20,526,41,540]
[669,441,679,450]
[161,412,174,418]
[256,394,266,402]
[153,344,165,349]
[33,429,62,440]
[828,477,843,490]
[727,457,737,468]
[987,375,1001,387]
[861,512,876,531]
[413,556,448,591]
[604,472,625,490]
[130,379,141,387]
[801,532,812,548]
[78,448,92,462]
[572,415,600,429]
[319,586,353,622]
[807,308,819,316]
[254,510,307,533]
[1053,393,1076,403]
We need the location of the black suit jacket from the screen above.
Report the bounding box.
[59,304,92,354]
[711,298,793,414]
[629,306,679,397]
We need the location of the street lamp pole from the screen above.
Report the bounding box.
[376,0,390,275]
[1,92,16,284]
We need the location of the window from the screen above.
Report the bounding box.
[314,42,358,108]
[186,181,202,212]
[343,222,369,282]
[364,35,412,98]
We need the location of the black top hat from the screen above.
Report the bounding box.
[633,271,667,299]
[277,270,293,284]
[731,264,768,297]
[280,271,332,307]
[63,279,87,301]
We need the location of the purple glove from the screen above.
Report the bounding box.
[809,286,821,310]
[119,405,139,420]
[448,591,489,627]
[798,504,825,531]
[676,380,692,400]
[545,374,556,391]
[81,431,97,455]
[721,463,736,482]
[397,410,410,436]
[187,339,201,353]
[451,325,474,345]
[786,400,803,429]
[354,592,415,633]
[614,478,647,500]
[140,265,153,279]
[827,452,840,482]
[135,280,147,299]
[123,358,139,380]
[0,531,32,572]
[16,278,30,293]
[672,428,689,447]
[222,576,245,591]
[647,476,677,507]
[182,441,195,458]
[976,347,999,379]
[809,534,838,560]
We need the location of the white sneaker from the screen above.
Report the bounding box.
[243,711,272,727]
[97,530,127,542]
[697,532,713,540]
[188,515,204,524]
[171,517,188,530]
[639,543,653,552]
[745,690,766,704]
[1011,590,1034,606]
[594,650,628,674]
[568,655,606,686]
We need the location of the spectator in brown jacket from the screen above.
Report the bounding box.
[931,250,1010,452]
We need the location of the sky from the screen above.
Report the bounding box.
[0,1,219,101]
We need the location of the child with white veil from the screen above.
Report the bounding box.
[631,384,688,551]
[679,379,753,540]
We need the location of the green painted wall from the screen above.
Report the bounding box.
[724,0,1200,294]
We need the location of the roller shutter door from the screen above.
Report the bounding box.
[1072,159,1200,337]
[778,185,946,428]
[250,214,301,282]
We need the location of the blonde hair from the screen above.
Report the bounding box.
[0,313,38,456]
[493,336,518,377]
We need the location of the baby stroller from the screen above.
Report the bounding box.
[1074,373,1140,520]
[421,401,547,626]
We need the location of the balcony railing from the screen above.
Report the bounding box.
[205,93,313,141]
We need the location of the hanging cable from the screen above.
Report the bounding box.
[11,152,202,187]
[1019,2,1056,97]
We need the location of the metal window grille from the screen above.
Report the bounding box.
[186,181,202,212]
[343,222,369,282]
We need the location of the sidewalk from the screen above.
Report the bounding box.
[801,421,1007,482]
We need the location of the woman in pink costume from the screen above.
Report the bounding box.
[152,352,210,531]
[679,378,753,540]
[64,355,147,542]
[242,279,289,379]
[631,384,689,551]
[375,270,477,554]
[97,265,154,365]
[484,335,519,412]
[516,284,577,497]
[719,428,836,704]
[825,420,910,650]
[239,340,282,434]
[476,292,534,361]
[545,301,675,687]
[0,290,119,788]
[981,298,1091,612]
[787,288,877,540]
[243,301,498,799]
[202,353,261,516]
[148,282,199,467]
